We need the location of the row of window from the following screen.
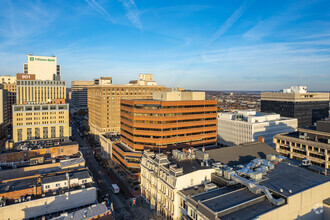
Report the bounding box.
[17,126,65,141]
[121,122,216,132]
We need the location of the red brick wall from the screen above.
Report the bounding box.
[0,144,79,163]
[0,185,42,200]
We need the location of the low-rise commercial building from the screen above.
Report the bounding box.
[178,161,329,220]
[51,203,113,220]
[0,142,79,165]
[0,186,97,219]
[140,150,216,219]
[12,103,70,142]
[42,170,93,192]
[217,110,297,147]
[140,142,330,220]
[274,120,330,168]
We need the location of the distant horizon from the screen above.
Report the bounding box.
[0,1,329,90]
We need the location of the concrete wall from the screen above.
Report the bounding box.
[217,115,297,147]
[259,181,330,220]
[0,187,97,220]
[153,91,205,101]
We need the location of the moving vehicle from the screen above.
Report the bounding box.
[111,184,120,194]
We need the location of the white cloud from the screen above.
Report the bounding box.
[85,0,115,23]
[119,0,142,29]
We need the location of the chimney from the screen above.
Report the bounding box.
[258,136,265,143]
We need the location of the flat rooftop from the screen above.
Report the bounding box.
[0,177,39,194]
[181,185,277,220]
[6,140,78,153]
[260,162,330,196]
[51,203,111,220]
[206,142,278,166]
[42,170,90,184]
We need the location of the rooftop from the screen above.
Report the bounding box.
[218,111,295,123]
[181,185,277,220]
[60,157,85,169]
[51,203,111,220]
[5,140,78,153]
[42,170,90,184]
[0,177,39,194]
[261,162,330,196]
[206,142,278,166]
[180,160,330,220]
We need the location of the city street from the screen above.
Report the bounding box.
[72,124,157,219]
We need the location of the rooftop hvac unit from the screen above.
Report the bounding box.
[224,170,235,180]
[204,183,217,191]
[266,154,276,161]
[249,172,263,181]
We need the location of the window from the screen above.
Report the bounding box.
[17,129,23,141]
[55,183,60,187]
[27,128,32,140]
[59,126,64,137]
[43,127,48,138]
[45,185,50,189]
[51,126,56,138]
[35,128,40,139]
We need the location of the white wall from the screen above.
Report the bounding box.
[0,187,97,220]
[218,114,297,147]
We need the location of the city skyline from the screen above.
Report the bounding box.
[0,0,330,91]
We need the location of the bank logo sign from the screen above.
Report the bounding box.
[29,56,55,62]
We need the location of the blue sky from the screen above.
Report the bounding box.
[0,0,329,90]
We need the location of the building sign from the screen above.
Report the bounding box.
[16,74,36,80]
[29,56,55,62]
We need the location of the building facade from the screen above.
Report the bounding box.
[71,80,95,111]
[12,103,70,142]
[0,76,17,126]
[87,75,167,136]
[217,110,297,147]
[23,54,61,80]
[261,87,329,127]
[121,91,217,151]
[140,150,215,219]
[274,121,330,168]
[16,78,66,104]
[0,75,16,84]
[0,89,8,138]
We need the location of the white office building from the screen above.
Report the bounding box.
[217,110,297,147]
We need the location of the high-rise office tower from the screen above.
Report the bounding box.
[0,89,8,139]
[16,75,66,105]
[0,75,16,125]
[120,91,217,151]
[87,74,167,136]
[261,86,329,127]
[71,80,95,111]
[23,54,61,80]
[12,55,69,143]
